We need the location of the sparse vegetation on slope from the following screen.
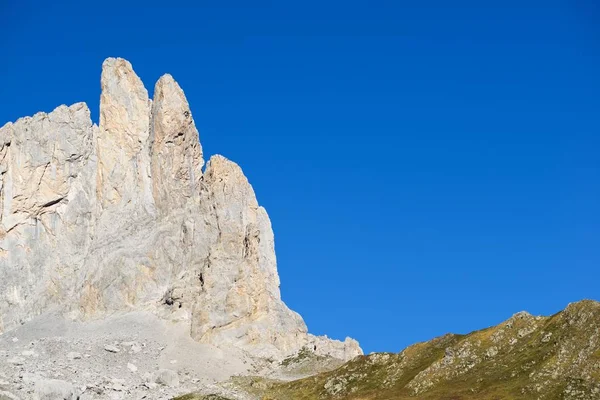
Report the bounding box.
[177,300,600,400]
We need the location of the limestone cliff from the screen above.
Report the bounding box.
[0,58,361,361]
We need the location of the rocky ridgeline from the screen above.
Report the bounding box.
[0,58,360,361]
[224,300,600,400]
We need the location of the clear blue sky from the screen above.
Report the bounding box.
[1,1,598,354]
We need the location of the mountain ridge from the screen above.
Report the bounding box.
[196,299,599,400]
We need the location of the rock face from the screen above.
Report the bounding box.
[0,58,361,360]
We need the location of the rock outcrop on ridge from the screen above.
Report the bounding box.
[0,58,361,361]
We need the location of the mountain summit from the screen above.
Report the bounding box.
[0,58,360,361]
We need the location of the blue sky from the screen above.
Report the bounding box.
[1,0,598,353]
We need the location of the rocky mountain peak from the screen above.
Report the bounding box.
[0,58,361,361]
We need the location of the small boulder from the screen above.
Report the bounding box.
[66,352,81,360]
[107,378,126,392]
[130,343,142,354]
[103,345,120,353]
[152,369,179,387]
[142,381,157,390]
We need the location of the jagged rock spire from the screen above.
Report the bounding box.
[97,57,153,210]
[150,74,204,212]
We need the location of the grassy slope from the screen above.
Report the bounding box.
[175,300,600,400]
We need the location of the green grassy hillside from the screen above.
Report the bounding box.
[177,300,600,400]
